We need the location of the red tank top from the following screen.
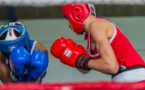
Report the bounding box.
[86,17,145,68]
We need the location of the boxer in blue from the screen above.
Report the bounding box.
[0,22,49,83]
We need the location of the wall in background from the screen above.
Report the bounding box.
[0,5,145,20]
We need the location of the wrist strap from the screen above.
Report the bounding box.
[76,55,91,70]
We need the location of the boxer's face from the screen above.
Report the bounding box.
[68,21,73,30]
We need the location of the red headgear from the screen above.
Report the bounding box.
[62,3,96,34]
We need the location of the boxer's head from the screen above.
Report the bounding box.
[62,3,96,34]
[0,22,30,53]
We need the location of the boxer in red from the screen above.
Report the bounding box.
[51,3,145,82]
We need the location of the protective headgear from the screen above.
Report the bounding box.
[62,3,96,34]
[0,22,30,53]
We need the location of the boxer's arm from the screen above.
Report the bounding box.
[33,42,48,82]
[34,42,48,56]
[0,52,13,83]
[87,20,119,74]
[28,50,48,82]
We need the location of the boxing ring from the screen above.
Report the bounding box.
[1,81,145,90]
[0,16,145,89]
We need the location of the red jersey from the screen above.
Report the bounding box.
[86,17,145,68]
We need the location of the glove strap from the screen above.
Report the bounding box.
[76,55,91,70]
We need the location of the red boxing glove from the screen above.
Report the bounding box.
[50,37,67,58]
[51,37,91,70]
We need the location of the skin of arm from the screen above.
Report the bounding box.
[87,20,119,74]
[0,52,13,83]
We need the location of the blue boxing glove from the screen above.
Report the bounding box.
[10,47,30,81]
[28,49,49,81]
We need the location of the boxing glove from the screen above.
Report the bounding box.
[10,47,30,81]
[51,37,91,70]
[28,49,49,81]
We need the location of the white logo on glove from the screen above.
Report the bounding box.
[64,48,72,57]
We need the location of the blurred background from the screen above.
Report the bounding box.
[0,0,145,83]
[0,0,145,20]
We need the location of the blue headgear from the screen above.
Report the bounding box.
[0,22,30,53]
